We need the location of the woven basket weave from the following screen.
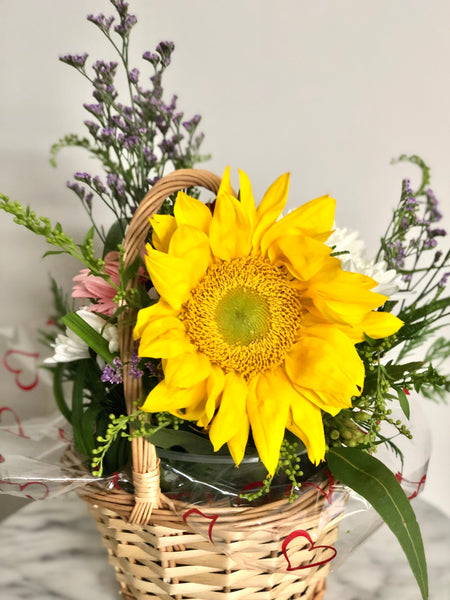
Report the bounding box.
[80,169,341,600]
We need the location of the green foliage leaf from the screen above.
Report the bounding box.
[149,428,215,454]
[103,219,127,257]
[396,387,411,419]
[327,447,428,600]
[384,361,424,380]
[62,312,116,363]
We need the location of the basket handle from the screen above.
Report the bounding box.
[119,168,223,524]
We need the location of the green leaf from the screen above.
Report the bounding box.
[71,360,91,457]
[52,363,72,423]
[149,428,215,454]
[103,219,127,257]
[62,312,116,364]
[396,387,411,419]
[327,447,428,600]
[384,361,424,380]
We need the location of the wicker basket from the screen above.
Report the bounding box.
[80,169,342,600]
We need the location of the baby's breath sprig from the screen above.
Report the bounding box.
[239,439,304,504]
[91,409,184,477]
[0,194,104,275]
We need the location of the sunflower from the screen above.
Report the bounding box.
[134,168,403,475]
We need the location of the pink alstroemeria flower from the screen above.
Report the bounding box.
[72,251,120,316]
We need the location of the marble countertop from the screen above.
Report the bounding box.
[0,494,448,600]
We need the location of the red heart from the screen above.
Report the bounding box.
[0,454,5,463]
[0,480,49,500]
[282,529,337,571]
[0,406,29,438]
[395,472,427,500]
[183,508,219,544]
[3,349,40,391]
[301,469,335,504]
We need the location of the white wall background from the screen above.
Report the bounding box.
[0,0,449,515]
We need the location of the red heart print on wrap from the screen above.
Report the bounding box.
[183,508,219,544]
[3,349,40,391]
[282,529,337,571]
[0,454,5,463]
[301,469,335,504]
[0,406,29,438]
[395,472,427,500]
[0,480,49,500]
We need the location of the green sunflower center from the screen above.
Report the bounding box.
[215,287,271,345]
[182,257,302,379]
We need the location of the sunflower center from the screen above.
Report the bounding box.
[215,288,271,345]
[182,257,302,379]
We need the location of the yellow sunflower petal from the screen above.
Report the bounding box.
[151,214,177,252]
[144,245,194,310]
[286,398,326,465]
[168,224,211,285]
[305,265,390,327]
[134,299,176,340]
[141,379,205,413]
[164,351,212,388]
[252,172,290,252]
[247,369,290,475]
[268,233,332,281]
[238,169,256,229]
[196,366,226,428]
[138,316,193,359]
[285,325,363,413]
[209,192,253,259]
[217,166,233,198]
[145,226,211,311]
[260,195,335,257]
[174,190,212,234]
[209,372,248,451]
[360,310,404,339]
[227,413,250,467]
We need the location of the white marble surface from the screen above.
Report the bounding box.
[0,494,448,600]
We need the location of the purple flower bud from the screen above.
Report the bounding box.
[83,103,104,117]
[66,181,86,200]
[114,14,137,35]
[111,0,131,18]
[92,176,107,194]
[143,147,157,165]
[87,13,115,32]
[101,358,123,385]
[142,51,160,67]
[74,172,91,183]
[430,228,447,237]
[183,114,201,133]
[128,354,144,379]
[84,192,93,210]
[438,272,450,288]
[156,41,175,67]
[424,238,438,249]
[145,361,160,377]
[107,173,126,197]
[84,120,100,137]
[59,53,88,68]
[123,135,139,149]
[129,68,139,84]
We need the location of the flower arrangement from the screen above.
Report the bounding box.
[1,2,449,599]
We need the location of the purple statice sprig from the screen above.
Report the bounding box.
[51,0,209,242]
[378,156,448,304]
[101,353,145,386]
[376,156,450,367]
